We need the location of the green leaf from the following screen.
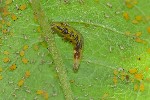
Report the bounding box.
[0,0,150,100]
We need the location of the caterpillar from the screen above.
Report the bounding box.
[51,22,83,72]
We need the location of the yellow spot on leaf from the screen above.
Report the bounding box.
[34,14,38,22]
[147,48,150,53]
[37,26,41,32]
[3,51,9,55]
[147,27,150,33]
[135,32,142,37]
[19,4,27,10]
[129,68,137,74]
[25,71,30,78]
[113,76,117,84]
[9,64,17,71]
[43,92,49,100]
[23,45,29,51]
[113,69,118,75]
[0,67,3,72]
[135,38,147,44]
[3,57,10,63]
[0,75,3,80]
[69,80,75,83]
[135,15,142,21]
[6,22,11,27]
[123,12,130,20]
[20,50,25,57]
[121,76,125,81]
[2,7,10,16]
[134,84,138,91]
[36,90,44,95]
[139,83,144,91]
[134,73,143,81]
[102,93,109,100]
[2,29,8,34]
[132,20,138,24]
[146,78,150,82]
[5,0,13,5]
[125,31,131,36]
[121,71,126,76]
[11,14,18,21]
[18,79,24,87]
[2,19,5,24]
[125,0,138,8]
[22,58,28,64]
[0,24,2,29]
[131,78,134,83]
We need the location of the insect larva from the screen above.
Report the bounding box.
[51,22,83,72]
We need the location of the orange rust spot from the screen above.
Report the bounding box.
[123,12,130,20]
[19,4,27,10]
[147,27,150,33]
[145,66,149,72]
[2,6,10,16]
[5,0,13,5]
[139,83,144,91]
[22,58,28,64]
[9,64,17,71]
[135,15,142,21]
[134,73,143,81]
[20,50,25,57]
[135,38,147,44]
[135,32,142,37]
[36,90,44,95]
[113,76,118,84]
[0,67,3,72]
[134,84,138,91]
[3,57,10,63]
[0,75,2,80]
[129,68,137,74]
[23,45,29,51]
[3,51,9,55]
[113,69,118,75]
[25,71,30,78]
[18,79,24,87]
[11,14,18,21]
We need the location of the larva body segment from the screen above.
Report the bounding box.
[51,22,83,72]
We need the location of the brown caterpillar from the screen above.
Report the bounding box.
[51,22,83,72]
